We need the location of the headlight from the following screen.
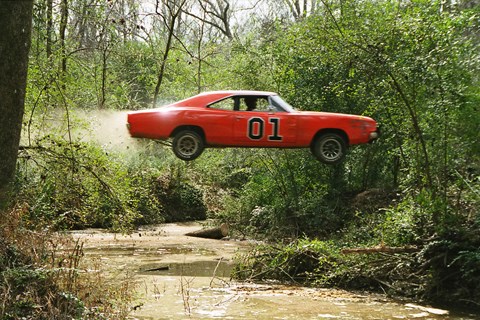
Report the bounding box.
[369,131,379,140]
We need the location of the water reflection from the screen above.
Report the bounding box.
[139,260,233,278]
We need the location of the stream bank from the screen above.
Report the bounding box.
[72,222,477,320]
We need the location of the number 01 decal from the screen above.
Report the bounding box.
[247,117,283,141]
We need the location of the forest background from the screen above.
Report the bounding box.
[0,0,479,318]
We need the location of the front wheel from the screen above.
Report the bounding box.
[311,133,347,165]
[172,130,204,161]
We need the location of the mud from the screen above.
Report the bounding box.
[71,222,477,320]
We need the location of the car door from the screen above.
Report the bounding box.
[201,98,237,145]
[233,106,297,146]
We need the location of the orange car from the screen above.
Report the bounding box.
[127,90,378,164]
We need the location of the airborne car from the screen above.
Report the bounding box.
[127,90,378,164]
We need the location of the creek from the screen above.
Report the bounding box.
[72,222,477,320]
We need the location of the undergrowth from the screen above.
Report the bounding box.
[0,204,135,319]
[14,137,207,231]
[232,192,480,311]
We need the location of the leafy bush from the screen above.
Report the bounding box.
[233,239,342,284]
[153,171,207,222]
[13,127,213,231]
[213,149,358,239]
[420,227,480,307]
[15,137,141,231]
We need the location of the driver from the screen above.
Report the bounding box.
[245,97,257,111]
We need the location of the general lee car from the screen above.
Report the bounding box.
[127,91,379,164]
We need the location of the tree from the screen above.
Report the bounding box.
[188,0,234,40]
[282,0,319,20]
[59,0,69,77]
[0,1,34,206]
[152,0,187,106]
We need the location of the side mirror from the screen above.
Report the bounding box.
[268,105,276,114]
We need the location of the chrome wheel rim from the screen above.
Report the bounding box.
[320,138,342,161]
[177,135,198,157]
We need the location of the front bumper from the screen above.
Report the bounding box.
[369,126,380,142]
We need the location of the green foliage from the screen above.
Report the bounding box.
[420,233,480,307]
[126,169,164,226]
[153,171,207,222]
[373,192,437,246]
[109,41,158,108]
[14,136,172,231]
[233,239,342,284]
[234,232,480,308]
[12,130,214,230]
[202,149,352,239]
[270,0,479,196]
[1,266,84,320]
[125,148,209,222]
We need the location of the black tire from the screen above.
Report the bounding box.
[172,130,204,161]
[311,133,347,165]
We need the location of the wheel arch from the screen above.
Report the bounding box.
[171,125,206,141]
[311,128,349,147]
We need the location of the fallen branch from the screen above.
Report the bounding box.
[341,245,419,255]
[144,265,169,272]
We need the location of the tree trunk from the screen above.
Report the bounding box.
[152,21,174,107]
[59,0,69,87]
[0,1,34,207]
[341,245,419,255]
[152,0,186,107]
[46,0,53,58]
[185,224,229,239]
[100,46,109,108]
[196,10,206,93]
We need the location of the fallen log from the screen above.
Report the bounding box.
[185,223,229,240]
[341,245,419,255]
[405,303,449,315]
[144,265,169,272]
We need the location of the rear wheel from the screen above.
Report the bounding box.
[172,130,204,161]
[311,133,347,165]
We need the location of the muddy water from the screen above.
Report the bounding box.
[72,223,477,320]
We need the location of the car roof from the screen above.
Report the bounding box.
[171,90,277,108]
[199,90,277,96]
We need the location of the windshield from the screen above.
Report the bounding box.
[269,95,296,113]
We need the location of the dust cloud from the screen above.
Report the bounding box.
[78,109,135,151]
[22,108,147,152]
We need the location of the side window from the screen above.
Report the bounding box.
[209,98,234,110]
[240,96,271,112]
[255,98,270,111]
